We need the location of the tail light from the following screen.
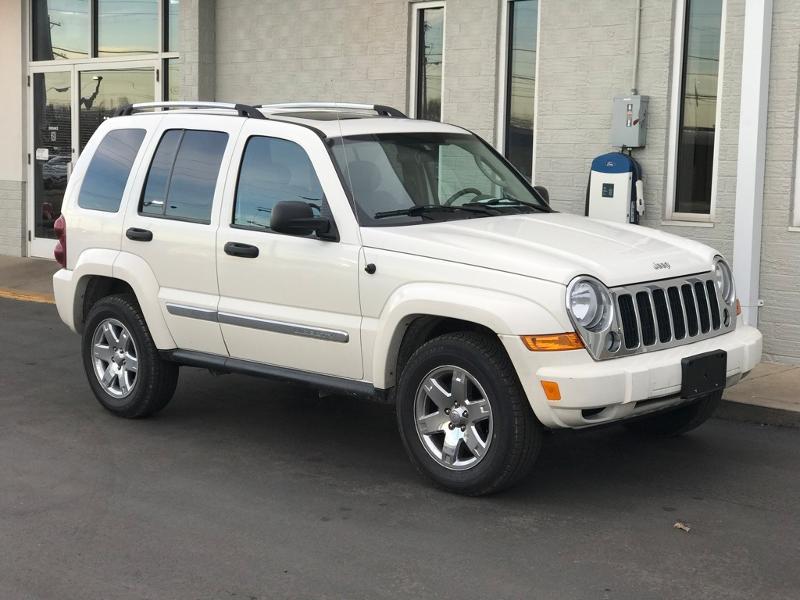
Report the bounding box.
[54,215,67,268]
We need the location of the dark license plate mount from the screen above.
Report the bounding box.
[680,350,727,399]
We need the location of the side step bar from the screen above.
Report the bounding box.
[164,349,381,400]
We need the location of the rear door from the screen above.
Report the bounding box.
[121,114,244,355]
[216,120,363,379]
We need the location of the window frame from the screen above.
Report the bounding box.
[28,0,180,100]
[408,1,446,121]
[664,0,727,224]
[138,128,229,225]
[496,0,540,182]
[230,134,330,234]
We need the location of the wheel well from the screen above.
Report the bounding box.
[391,315,496,386]
[77,276,136,332]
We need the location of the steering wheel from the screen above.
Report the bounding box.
[444,187,484,206]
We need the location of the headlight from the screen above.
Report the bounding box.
[567,277,613,332]
[713,257,735,305]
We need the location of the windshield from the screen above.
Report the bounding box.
[330,132,550,226]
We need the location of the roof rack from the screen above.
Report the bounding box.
[114,101,266,120]
[259,102,407,118]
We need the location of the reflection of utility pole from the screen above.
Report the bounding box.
[80,76,104,109]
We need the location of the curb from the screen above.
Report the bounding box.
[716,399,800,429]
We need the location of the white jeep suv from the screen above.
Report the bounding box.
[53,101,762,495]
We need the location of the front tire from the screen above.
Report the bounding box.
[396,331,542,496]
[624,390,722,436]
[82,294,178,418]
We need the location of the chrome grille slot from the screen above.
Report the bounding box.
[652,288,671,343]
[694,281,711,333]
[636,291,656,346]
[681,284,699,337]
[591,271,736,361]
[618,294,639,349]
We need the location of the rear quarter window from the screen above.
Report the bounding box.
[78,128,146,212]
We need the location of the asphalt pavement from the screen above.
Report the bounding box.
[1,298,798,600]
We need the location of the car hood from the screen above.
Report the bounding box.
[360,212,718,287]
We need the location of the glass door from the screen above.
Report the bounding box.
[28,62,158,258]
[29,69,74,258]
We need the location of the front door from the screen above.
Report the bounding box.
[28,62,158,258]
[216,121,363,380]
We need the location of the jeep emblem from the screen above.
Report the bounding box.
[653,262,671,270]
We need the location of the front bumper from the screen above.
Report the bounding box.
[501,325,762,429]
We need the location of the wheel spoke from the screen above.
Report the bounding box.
[118,370,131,395]
[417,412,447,435]
[103,322,120,346]
[465,398,490,422]
[423,378,451,411]
[93,344,114,363]
[119,329,131,352]
[450,367,468,403]
[124,354,138,373]
[441,433,460,465]
[101,365,116,387]
[463,426,488,459]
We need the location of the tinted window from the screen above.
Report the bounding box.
[32,0,89,60]
[234,137,324,230]
[674,0,723,214]
[141,129,228,223]
[78,128,146,212]
[415,6,444,121]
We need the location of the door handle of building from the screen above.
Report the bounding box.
[224,241,259,258]
[126,227,153,242]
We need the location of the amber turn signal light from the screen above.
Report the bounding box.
[521,333,584,351]
[540,380,561,401]
[735,298,742,316]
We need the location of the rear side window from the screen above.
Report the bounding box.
[141,129,228,223]
[78,128,146,212]
[233,136,324,230]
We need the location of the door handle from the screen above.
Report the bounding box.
[224,241,259,258]
[126,227,153,242]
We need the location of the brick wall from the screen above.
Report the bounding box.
[0,181,25,257]
[757,0,800,363]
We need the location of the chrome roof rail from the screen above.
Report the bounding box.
[114,101,266,119]
[259,102,407,118]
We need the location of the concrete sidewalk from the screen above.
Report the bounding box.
[0,255,797,425]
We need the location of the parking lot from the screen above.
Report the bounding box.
[1,296,798,600]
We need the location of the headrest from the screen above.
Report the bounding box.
[346,160,381,194]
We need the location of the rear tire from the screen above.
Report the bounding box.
[82,294,178,418]
[396,331,542,496]
[624,391,722,436]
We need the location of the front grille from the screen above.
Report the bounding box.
[608,273,734,359]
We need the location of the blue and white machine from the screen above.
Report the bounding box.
[585,151,644,224]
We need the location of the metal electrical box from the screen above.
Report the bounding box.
[611,95,648,148]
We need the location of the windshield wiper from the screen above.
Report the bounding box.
[374,204,496,220]
[463,195,549,212]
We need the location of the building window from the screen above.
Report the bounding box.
[667,0,725,220]
[31,0,179,61]
[32,0,89,60]
[410,2,445,121]
[500,0,539,180]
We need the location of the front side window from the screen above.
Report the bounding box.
[672,0,724,216]
[141,129,228,223]
[233,137,324,231]
[331,132,549,226]
[503,0,539,179]
[78,128,146,212]
[413,4,445,121]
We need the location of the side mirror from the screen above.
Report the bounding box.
[533,185,550,205]
[270,201,332,238]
